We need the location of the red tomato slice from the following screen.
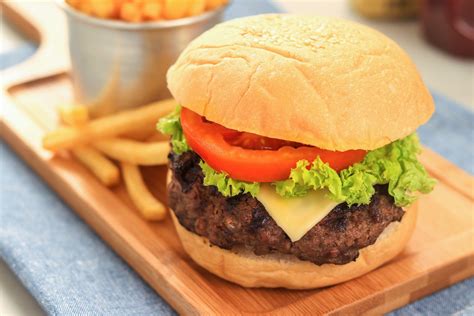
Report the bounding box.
[181,108,366,182]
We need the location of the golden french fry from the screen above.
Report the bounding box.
[114,0,126,6]
[146,132,169,143]
[43,98,175,151]
[187,0,205,16]
[58,105,90,127]
[120,2,143,22]
[78,0,93,15]
[93,139,169,165]
[90,0,118,18]
[72,145,120,187]
[205,0,223,10]
[121,162,166,221]
[142,0,163,20]
[163,0,191,19]
[120,123,157,141]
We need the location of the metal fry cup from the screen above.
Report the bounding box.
[59,1,227,116]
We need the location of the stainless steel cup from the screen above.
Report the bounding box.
[59,1,227,116]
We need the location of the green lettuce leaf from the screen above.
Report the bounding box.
[199,161,260,197]
[274,134,436,207]
[156,105,189,154]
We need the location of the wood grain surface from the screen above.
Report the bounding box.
[1,1,473,315]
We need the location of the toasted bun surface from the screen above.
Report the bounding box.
[167,14,434,151]
[171,203,417,289]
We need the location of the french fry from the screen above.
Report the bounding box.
[187,0,205,16]
[78,0,93,15]
[58,105,90,127]
[163,0,191,19]
[132,0,145,5]
[72,145,120,187]
[43,98,175,151]
[142,0,163,20]
[146,132,169,143]
[90,0,118,18]
[120,2,143,22]
[93,139,169,165]
[205,0,224,10]
[70,0,222,20]
[120,123,157,141]
[59,104,121,186]
[121,162,166,220]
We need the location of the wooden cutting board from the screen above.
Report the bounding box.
[1,2,473,315]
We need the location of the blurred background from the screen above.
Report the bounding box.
[2,0,473,107]
[1,0,473,315]
[279,0,474,108]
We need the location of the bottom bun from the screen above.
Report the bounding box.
[170,202,417,289]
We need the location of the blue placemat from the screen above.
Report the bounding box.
[1,1,473,315]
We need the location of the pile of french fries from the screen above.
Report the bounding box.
[43,99,176,221]
[66,0,229,22]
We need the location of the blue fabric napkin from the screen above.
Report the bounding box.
[1,1,473,315]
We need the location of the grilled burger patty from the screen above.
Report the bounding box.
[168,151,405,265]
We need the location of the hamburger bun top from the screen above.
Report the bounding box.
[167,14,434,151]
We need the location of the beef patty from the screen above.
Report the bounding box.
[168,151,405,265]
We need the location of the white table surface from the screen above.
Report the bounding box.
[1,1,473,315]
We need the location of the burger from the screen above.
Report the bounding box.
[158,14,435,289]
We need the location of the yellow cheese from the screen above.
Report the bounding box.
[256,185,340,242]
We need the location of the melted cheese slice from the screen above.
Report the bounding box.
[256,185,340,242]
